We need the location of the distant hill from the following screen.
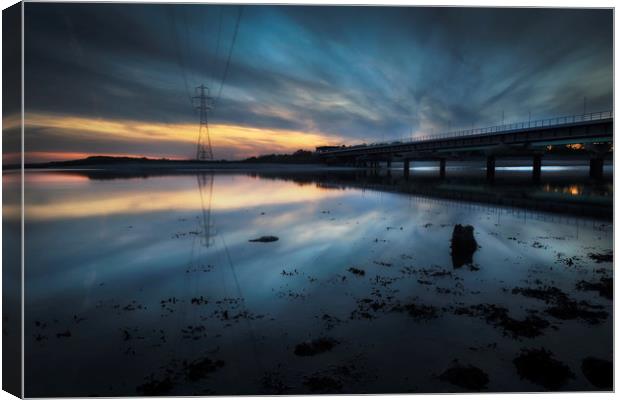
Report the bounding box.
[11,150,319,169]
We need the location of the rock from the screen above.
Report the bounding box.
[438,364,489,391]
[513,348,575,389]
[581,357,612,390]
[249,236,279,243]
[451,225,477,268]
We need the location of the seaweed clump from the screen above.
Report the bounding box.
[438,363,489,391]
[513,348,575,389]
[294,337,339,356]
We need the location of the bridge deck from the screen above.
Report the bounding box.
[318,111,613,159]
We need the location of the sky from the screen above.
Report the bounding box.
[16,4,614,162]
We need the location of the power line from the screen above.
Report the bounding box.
[212,6,224,89]
[167,9,194,108]
[181,8,198,88]
[215,6,243,105]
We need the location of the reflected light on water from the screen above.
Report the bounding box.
[542,183,583,196]
[22,173,348,220]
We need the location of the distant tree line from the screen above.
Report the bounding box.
[243,149,320,163]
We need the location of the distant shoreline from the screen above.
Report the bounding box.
[3,154,613,172]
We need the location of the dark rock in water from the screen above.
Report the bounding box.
[451,225,478,268]
[576,278,613,300]
[303,375,343,393]
[513,348,575,389]
[294,337,339,356]
[347,267,365,276]
[249,236,279,243]
[438,364,489,391]
[581,357,612,390]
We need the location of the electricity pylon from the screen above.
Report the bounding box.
[193,84,214,161]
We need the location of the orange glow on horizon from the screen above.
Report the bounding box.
[24,112,345,161]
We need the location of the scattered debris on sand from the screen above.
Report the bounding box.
[249,236,279,243]
[294,337,339,356]
[581,357,612,390]
[588,251,613,263]
[513,348,575,389]
[454,304,549,338]
[451,225,478,268]
[347,267,366,276]
[438,363,489,391]
[576,278,612,300]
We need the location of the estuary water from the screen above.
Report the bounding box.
[11,166,613,396]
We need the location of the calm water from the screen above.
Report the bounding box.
[11,167,613,396]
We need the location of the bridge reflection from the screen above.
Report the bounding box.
[52,168,612,225]
[254,169,612,224]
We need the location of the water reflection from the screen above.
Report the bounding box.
[20,169,612,396]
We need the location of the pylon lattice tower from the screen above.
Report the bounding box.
[193,84,214,161]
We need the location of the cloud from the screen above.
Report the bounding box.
[23,4,613,160]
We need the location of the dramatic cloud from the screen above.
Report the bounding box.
[23,4,612,161]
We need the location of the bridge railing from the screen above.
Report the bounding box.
[329,110,613,152]
[415,110,613,142]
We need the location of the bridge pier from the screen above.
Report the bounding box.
[439,159,446,178]
[386,160,392,169]
[533,155,542,181]
[404,160,410,178]
[486,156,495,180]
[590,157,604,179]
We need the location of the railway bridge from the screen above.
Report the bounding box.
[317,111,613,179]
